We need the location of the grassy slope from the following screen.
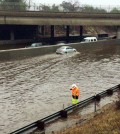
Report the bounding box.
[56,103,120,134]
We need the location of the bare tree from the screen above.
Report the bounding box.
[60,0,80,12]
[0,0,27,11]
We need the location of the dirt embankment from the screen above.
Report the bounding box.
[55,102,120,134]
[84,26,117,36]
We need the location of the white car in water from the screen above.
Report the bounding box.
[56,46,77,54]
[26,43,42,48]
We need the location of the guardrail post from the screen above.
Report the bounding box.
[118,84,120,90]
[94,94,101,112]
[107,89,113,96]
[36,120,45,130]
[94,94,101,102]
[60,110,67,118]
[94,98,97,112]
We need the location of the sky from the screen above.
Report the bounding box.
[30,0,120,6]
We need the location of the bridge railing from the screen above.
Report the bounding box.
[0,2,119,13]
[10,84,120,134]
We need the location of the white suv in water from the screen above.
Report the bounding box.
[81,37,97,43]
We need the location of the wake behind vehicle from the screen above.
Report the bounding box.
[56,46,77,54]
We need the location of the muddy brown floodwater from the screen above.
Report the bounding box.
[0,43,120,134]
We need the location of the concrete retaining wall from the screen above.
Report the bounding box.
[0,39,33,50]
[0,39,120,61]
[70,39,120,52]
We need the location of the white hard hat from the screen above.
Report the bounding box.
[71,84,77,88]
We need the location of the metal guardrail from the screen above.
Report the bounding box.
[10,84,120,134]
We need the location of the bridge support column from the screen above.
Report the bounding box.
[36,26,39,38]
[66,25,70,43]
[51,25,54,38]
[41,25,45,36]
[39,25,45,35]
[80,26,83,41]
[117,26,120,39]
[33,26,39,39]
[10,30,15,40]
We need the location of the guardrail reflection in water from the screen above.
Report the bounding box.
[10,84,120,134]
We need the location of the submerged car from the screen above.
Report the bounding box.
[56,46,77,54]
[56,42,66,46]
[56,41,66,46]
[26,43,42,48]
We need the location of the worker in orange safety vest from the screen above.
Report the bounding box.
[70,84,80,104]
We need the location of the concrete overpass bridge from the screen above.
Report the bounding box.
[0,11,120,26]
[0,11,120,49]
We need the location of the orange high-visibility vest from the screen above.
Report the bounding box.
[72,87,80,96]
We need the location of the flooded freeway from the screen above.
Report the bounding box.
[0,43,120,134]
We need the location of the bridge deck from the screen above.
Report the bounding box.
[0,11,120,25]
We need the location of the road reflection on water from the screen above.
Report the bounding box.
[0,43,120,133]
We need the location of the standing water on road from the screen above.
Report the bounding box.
[0,43,120,133]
